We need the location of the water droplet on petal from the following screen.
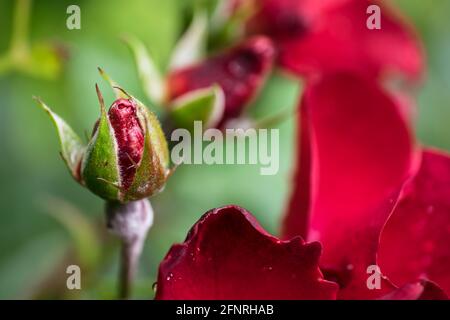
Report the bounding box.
[152,282,158,292]
[166,272,174,281]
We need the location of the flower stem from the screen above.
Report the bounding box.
[105,199,153,300]
[10,0,32,61]
[119,233,141,299]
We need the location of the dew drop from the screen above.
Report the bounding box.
[166,272,174,281]
[152,282,158,292]
[189,252,196,261]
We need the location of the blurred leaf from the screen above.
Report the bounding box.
[40,196,101,270]
[123,34,166,106]
[170,85,225,130]
[0,232,67,299]
[0,55,11,75]
[33,97,85,182]
[210,0,233,32]
[168,10,208,72]
[24,42,64,80]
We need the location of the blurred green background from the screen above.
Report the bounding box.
[0,0,449,299]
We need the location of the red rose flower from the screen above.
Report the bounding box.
[154,74,449,300]
[246,0,423,80]
[283,73,449,299]
[167,36,275,126]
[156,205,338,300]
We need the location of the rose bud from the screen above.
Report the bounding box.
[35,84,170,203]
[166,36,275,126]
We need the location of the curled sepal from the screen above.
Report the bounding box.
[98,67,129,100]
[34,97,85,182]
[81,85,121,201]
[168,10,208,72]
[122,34,166,106]
[170,85,225,131]
[123,105,170,201]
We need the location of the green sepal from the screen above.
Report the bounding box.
[124,106,169,201]
[34,97,85,183]
[97,67,129,99]
[170,85,225,131]
[168,9,208,71]
[122,34,166,106]
[81,85,120,201]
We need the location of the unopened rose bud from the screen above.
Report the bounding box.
[82,86,170,202]
[36,83,171,203]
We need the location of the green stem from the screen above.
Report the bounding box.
[10,0,32,61]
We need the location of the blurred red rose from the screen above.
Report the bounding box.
[283,73,449,299]
[246,0,423,80]
[167,36,275,126]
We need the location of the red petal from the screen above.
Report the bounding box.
[156,205,338,300]
[378,150,450,296]
[250,0,423,79]
[167,36,275,125]
[108,99,144,190]
[379,280,448,300]
[283,74,417,299]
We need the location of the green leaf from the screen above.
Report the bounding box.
[122,34,166,106]
[34,97,85,182]
[168,10,208,71]
[170,85,225,131]
[81,85,120,201]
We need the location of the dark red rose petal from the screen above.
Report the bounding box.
[167,36,275,125]
[248,0,423,79]
[108,99,144,190]
[378,150,450,296]
[246,0,311,42]
[246,0,349,37]
[379,280,448,300]
[283,74,418,299]
[155,205,338,300]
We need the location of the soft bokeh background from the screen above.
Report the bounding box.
[0,0,449,299]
